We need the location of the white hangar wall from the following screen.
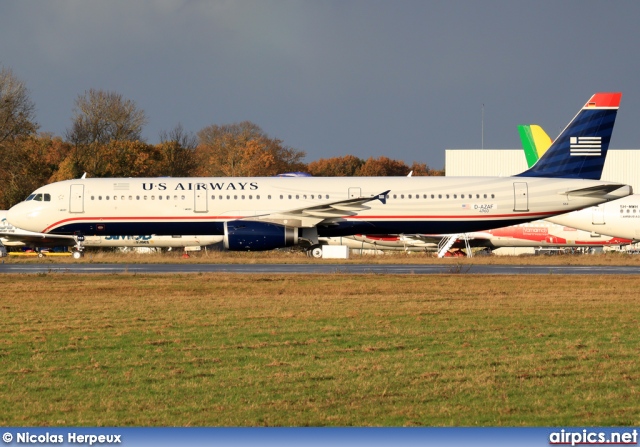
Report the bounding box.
[445,149,640,192]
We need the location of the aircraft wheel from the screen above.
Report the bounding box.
[38,252,44,258]
[309,246,323,258]
[72,251,83,260]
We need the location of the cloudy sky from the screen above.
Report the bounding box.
[1,0,639,169]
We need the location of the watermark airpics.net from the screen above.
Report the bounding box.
[550,429,638,446]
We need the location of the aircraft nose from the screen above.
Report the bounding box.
[7,202,32,231]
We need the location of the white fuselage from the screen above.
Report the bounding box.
[546,194,640,240]
[6,176,632,239]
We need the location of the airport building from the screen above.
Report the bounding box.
[445,149,640,192]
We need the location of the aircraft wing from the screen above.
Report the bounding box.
[0,231,75,246]
[250,190,390,227]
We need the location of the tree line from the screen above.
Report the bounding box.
[0,66,443,209]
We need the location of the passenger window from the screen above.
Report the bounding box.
[438,194,442,199]
[453,194,457,199]
[408,194,412,199]
[491,194,495,199]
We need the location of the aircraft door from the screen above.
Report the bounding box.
[348,187,361,198]
[194,190,208,213]
[69,184,84,213]
[592,204,605,225]
[513,182,529,212]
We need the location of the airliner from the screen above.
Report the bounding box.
[0,211,222,256]
[6,93,632,257]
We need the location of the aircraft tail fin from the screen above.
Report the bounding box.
[517,124,553,168]
[516,93,621,179]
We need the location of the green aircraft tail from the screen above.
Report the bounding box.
[517,124,553,168]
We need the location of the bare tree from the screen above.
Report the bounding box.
[157,123,198,177]
[0,66,38,144]
[66,89,147,145]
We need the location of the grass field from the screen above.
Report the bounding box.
[1,273,638,426]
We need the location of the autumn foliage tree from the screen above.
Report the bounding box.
[307,155,363,176]
[195,121,306,177]
[307,155,443,177]
[0,134,73,208]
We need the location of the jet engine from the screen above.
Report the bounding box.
[223,220,299,251]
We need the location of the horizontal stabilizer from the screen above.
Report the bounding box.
[561,184,631,197]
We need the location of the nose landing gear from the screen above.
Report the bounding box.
[72,234,85,259]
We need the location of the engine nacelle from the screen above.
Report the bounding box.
[223,220,299,251]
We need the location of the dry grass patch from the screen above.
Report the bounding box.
[0,274,638,426]
[6,248,640,266]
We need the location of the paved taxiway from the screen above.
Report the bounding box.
[1,263,639,274]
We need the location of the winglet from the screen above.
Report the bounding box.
[377,190,390,205]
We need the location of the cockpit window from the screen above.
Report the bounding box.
[33,194,43,201]
[26,194,35,201]
[44,194,51,201]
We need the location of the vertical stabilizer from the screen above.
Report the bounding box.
[517,93,621,179]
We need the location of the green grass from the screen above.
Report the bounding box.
[0,274,638,426]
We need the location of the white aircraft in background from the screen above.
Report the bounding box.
[6,93,632,258]
[0,211,222,257]
[323,220,631,255]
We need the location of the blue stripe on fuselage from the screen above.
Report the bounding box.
[50,218,547,238]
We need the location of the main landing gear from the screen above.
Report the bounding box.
[306,245,323,258]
